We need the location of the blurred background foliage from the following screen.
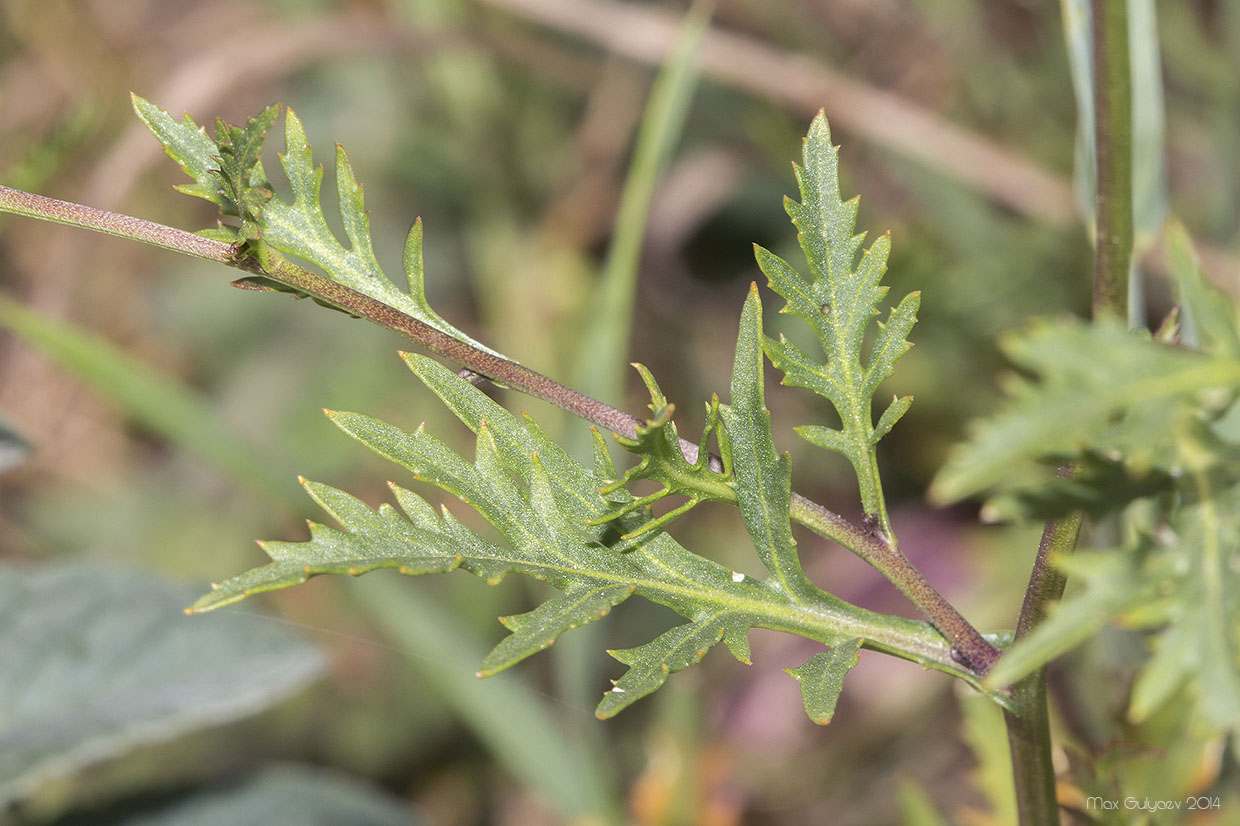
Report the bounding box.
[0,1,1236,824]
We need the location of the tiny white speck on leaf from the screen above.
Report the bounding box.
[732,571,745,583]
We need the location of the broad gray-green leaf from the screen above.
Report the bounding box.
[0,564,323,807]
[784,638,862,725]
[121,766,420,826]
[756,111,919,528]
[193,353,989,717]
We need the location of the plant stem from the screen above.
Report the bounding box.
[1004,504,1082,826]
[0,183,999,675]
[0,186,234,264]
[1003,1,1133,822]
[1091,0,1133,321]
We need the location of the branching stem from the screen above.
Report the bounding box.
[0,183,999,675]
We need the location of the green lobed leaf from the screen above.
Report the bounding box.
[257,109,499,356]
[132,95,279,241]
[210,105,280,237]
[596,618,732,719]
[592,363,735,539]
[132,94,221,207]
[755,112,919,524]
[784,638,862,725]
[135,98,501,355]
[720,287,822,603]
[194,353,990,717]
[481,584,634,677]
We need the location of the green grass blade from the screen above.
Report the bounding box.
[572,1,710,406]
[350,575,617,822]
[0,297,295,505]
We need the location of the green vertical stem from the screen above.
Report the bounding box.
[1004,1,1133,823]
[1004,503,1082,826]
[1091,0,1133,321]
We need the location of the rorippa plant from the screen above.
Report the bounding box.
[1,14,1238,826]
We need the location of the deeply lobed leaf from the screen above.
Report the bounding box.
[131,95,278,242]
[193,352,984,719]
[755,112,919,524]
[134,98,501,354]
[930,318,1240,507]
[593,363,735,539]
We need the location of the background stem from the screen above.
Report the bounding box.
[1091,0,1134,321]
[1004,508,1082,826]
[1004,0,1133,822]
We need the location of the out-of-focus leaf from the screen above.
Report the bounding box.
[0,410,30,473]
[931,317,1240,505]
[989,466,1240,740]
[984,547,1158,687]
[980,451,1174,522]
[784,638,862,725]
[120,765,420,826]
[1168,220,1240,357]
[958,686,1018,825]
[0,564,324,807]
[344,576,615,823]
[898,781,952,826]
